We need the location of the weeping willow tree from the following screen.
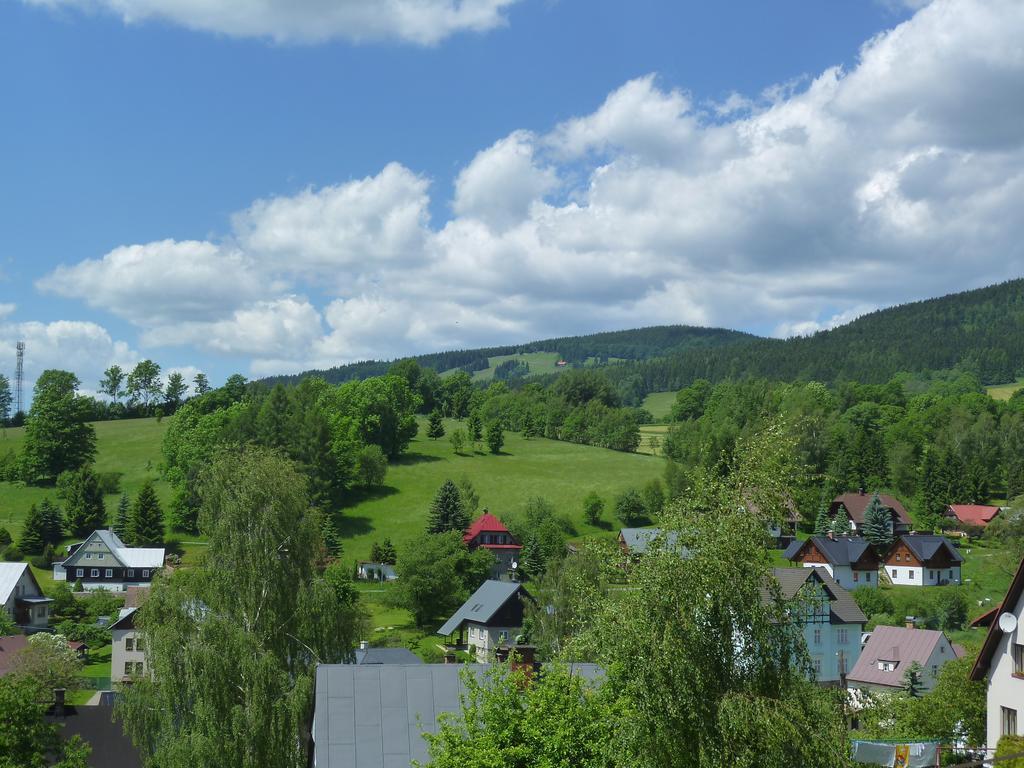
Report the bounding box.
[118,447,367,768]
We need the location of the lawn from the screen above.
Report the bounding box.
[641,391,677,421]
[337,415,665,563]
[636,424,671,456]
[0,418,173,541]
[986,378,1024,400]
[66,643,112,705]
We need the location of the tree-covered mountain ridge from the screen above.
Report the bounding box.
[267,278,1024,390]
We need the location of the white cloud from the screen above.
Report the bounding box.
[22,0,518,45]
[0,304,15,320]
[35,0,1024,375]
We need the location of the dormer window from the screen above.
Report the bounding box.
[878,660,897,672]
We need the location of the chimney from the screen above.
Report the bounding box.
[359,640,368,650]
[53,688,66,718]
[827,530,835,541]
[905,616,916,629]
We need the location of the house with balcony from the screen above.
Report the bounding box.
[437,580,532,663]
[0,562,52,628]
[464,511,521,578]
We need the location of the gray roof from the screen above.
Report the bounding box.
[354,647,423,665]
[0,563,31,605]
[312,662,603,768]
[786,536,872,567]
[618,528,690,556]
[847,625,963,688]
[63,530,165,570]
[772,567,867,625]
[436,580,529,637]
[894,535,963,564]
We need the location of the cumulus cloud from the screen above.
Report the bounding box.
[21,0,518,45]
[35,0,1024,374]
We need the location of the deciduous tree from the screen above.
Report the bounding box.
[99,365,126,404]
[21,370,96,484]
[486,420,504,454]
[126,360,163,410]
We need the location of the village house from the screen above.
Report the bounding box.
[744,492,801,548]
[970,555,1024,749]
[56,530,165,591]
[0,561,52,628]
[773,567,866,683]
[944,504,1001,530]
[437,580,532,663]
[829,491,912,535]
[352,642,422,665]
[883,535,962,587]
[464,511,521,578]
[355,562,396,582]
[617,528,689,558]
[310,655,602,768]
[847,623,964,694]
[783,535,881,589]
[110,608,147,683]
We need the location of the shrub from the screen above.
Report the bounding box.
[615,489,646,527]
[0,527,10,547]
[2,546,23,562]
[995,736,1024,768]
[852,587,894,619]
[30,544,54,571]
[356,445,388,487]
[583,492,604,526]
[933,588,968,631]
[95,471,123,495]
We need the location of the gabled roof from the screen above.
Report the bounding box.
[48,700,143,768]
[971,555,1024,681]
[618,528,690,557]
[946,504,1000,526]
[744,492,801,524]
[63,530,165,570]
[353,647,422,665]
[437,580,530,637]
[832,493,912,526]
[847,625,962,688]
[0,562,37,605]
[110,607,137,631]
[463,512,516,544]
[888,535,963,565]
[784,536,875,567]
[772,567,866,625]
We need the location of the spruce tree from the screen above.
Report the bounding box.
[916,447,944,531]
[61,466,106,537]
[379,538,397,564]
[813,506,832,536]
[131,480,164,546]
[369,541,384,563]
[19,504,46,554]
[320,512,341,558]
[427,410,445,440]
[862,493,893,550]
[38,498,64,547]
[467,412,483,445]
[426,479,469,534]
[486,421,504,454]
[113,493,131,541]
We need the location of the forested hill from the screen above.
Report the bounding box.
[608,278,1024,395]
[263,325,754,386]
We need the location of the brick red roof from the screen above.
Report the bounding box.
[832,492,912,526]
[464,512,513,544]
[946,504,1000,527]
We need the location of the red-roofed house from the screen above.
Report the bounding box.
[829,492,912,535]
[464,511,521,578]
[945,504,1001,529]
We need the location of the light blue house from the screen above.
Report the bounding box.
[774,567,867,684]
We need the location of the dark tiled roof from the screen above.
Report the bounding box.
[48,702,143,768]
[972,555,1024,680]
[833,493,911,526]
[312,662,603,768]
[772,567,866,625]
[788,536,872,567]
[890,535,963,564]
[354,647,423,665]
[436,580,530,637]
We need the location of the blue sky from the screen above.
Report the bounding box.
[2,0,1022,394]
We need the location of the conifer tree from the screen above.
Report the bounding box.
[862,493,893,550]
[916,447,944,531]
[113,493,131,541]
[38,498,64,547]
[131,480,164,546]
[369,541,384,563]
[813,506,832,536]
[519,535,543,578]
[320,512,341,558]
[486,421,504,454]
[427,410,445,440]
[379,538,397,565]
[467,412,483,446]
[61,466,106,537]
[19,504,46,554]
[256,384,292,450]
[426,479,469,534]
[523,412,539,439]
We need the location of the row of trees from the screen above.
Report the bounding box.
[98,361,210,416]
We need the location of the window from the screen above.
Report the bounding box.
[854,571,860,583]
[134,662,145,675]
[125,638,134,652]
[892,569,898,578]
[105,569,113,578]
[813,628,822,645]
[931,664,938,678]
[948,570,953,579]
[498,631,508,644]
[878,661,897,672]
[76,568,83,577]
[908,569,916,580]
[812,657,821,676]
[940,644,945,654]
[85,553,92,559]
[1002,707,1018,737]
[127,569,134,577]
[930,571,935,580]
[124,662,134,677]
[836,628,848,644]
[135,637,145,651]
[866,571,872,582]
[90,569,99,578]
[1014,643,1024,676]
[142,570,150,578]
[98,553,104,560]
[895,553,901,561]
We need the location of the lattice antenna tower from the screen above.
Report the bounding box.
[15,341,25,415]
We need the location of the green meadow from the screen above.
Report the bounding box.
[986,378,1024,400]
[641,390,677,421]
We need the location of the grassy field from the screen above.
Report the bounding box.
[339,416,665,562]
[440,351,623,383]
[641,391,677,421]
[987,378,1024,400]
[0,418,173,541]
[636,424,671,456]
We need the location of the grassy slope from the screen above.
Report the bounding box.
[987,378,1024,400]
[0,418,172,540]
[339,416,665,563]
[641,391,677,421]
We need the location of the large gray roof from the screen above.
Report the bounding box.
[0,562,30,606]
[354,647,423,665]
[785,536,872,567]
[63,530,165,570]
[772,567,867,625]
[436,580,528,637]
[893,535,963,564]
[618,528,690,557]
[312,662,603,768]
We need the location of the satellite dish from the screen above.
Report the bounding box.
[998,613,1018,633]
[511,561,518,570]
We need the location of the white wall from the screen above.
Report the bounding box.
[986,588,1024,748]
[466,622,520,663]
[888,565,961,587]
[112,628,147,681]
[2,568,49,626]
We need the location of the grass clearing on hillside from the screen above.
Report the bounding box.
[337,416,664,562]
[641,391,677,421]
[987,378,1024,400]
[0,418,172,540]
[637,424,671,456]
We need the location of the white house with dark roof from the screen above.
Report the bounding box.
[0,562,52,628]
[829,492,912,535]
[970,555,1024,749]
[773,567,866,684]
[847,624,964,694]
[783,535,881,589]
[57,530,164,591]
[110,607,148,683]
[436,580,532,663]
[883,535,962,587]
